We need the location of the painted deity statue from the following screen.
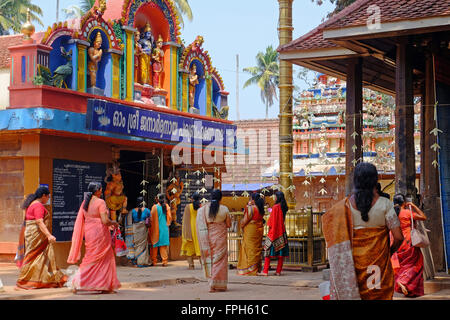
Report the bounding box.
[104,165,128,222]
[134,31,143,83]
[189,64,199,108]
[152,35,164,90]
[139,22,155,85]
[88,32,103,88]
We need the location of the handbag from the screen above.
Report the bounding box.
[409,205,429,248]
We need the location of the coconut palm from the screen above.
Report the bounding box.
[172,0,193,28]
[0,0,43,35]
[243,45,280,119]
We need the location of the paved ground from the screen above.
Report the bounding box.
[0,261,449,300]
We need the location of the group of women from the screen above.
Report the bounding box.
[15,182,173,294]
[322,162,428,300]
[15,163,429,298]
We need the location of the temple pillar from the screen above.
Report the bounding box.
[165,42,181,110]
[395,38,416,197]
[421,48,445,271]
[180,70,189,112]
[278,0,295,209]
[75,41,89,93]
[345,57,363,196]
[122,26,136,102]
[110,51,122,99]
[206,77,212,117]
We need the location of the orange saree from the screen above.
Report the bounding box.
[323,198,395,300]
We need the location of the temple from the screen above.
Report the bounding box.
[0,0,235,265]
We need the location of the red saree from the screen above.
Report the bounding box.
[393,204,425,297]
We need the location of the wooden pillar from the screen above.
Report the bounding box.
[395,38,416,197]
[345,57,363,196]
[421,49,445,271]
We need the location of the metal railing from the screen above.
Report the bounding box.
[228,207,328,271]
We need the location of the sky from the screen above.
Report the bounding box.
[32,0,335,121]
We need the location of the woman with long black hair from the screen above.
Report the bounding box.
[127,196,151,267]
[322,162,404,300]
[181,192,202,269]
[149,194,172,266]
[16,186,67,289]
[391,193,427,297]
[258,191,289,276]
[197,189,231,292]
[67,182,120,294]
[237,192,266,275]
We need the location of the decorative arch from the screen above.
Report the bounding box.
[41,21,74,46]
[122,0,181,43]
[75,11,122,51]
[179,36,213,73]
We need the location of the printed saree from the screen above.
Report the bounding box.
[196,205,228,291]
[323,198,396,300]
[16,212,67,289]
[237,205,264,275]
[133,221,150,267]
[263,203,289,258]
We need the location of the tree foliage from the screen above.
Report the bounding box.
[243,45,280,119]
[0,0,43,35]
[312,0,357,17]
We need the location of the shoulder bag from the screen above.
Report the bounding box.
[409,205,429,248]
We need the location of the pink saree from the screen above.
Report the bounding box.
[67,198,121,292]
[196,205,228,291]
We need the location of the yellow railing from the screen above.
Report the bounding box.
[228,207,328,271]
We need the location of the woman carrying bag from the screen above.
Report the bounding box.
[392,195,427,297]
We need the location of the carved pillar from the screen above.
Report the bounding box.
[395,38,416,197]
[345,57,363,196]
[278,0,295,209]
[75,41,89,93]
[122,26,136,102]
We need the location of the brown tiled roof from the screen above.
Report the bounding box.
[280,0,450,53]
[325,0,450,30]
[0,32,46,69]
[278,0,367,52]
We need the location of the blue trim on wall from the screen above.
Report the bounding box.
[21,56,26,83]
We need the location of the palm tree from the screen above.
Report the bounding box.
[172,0,193,28]
[62,5,83,20]
[243,45,279,119]
[0,0,43,35]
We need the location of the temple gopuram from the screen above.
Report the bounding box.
[0,0,235,265]
[264,74,421,212]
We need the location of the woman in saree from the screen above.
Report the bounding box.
[258,191,289,276]
[322,162,404,300]
[128,196,151,267]
[16,186,67,289]
[180,192,202,270]
[149,194,172,266]
[196,189,231,292]
[67,182,121,294]
[237,193,265,275]
[391,194,427,297]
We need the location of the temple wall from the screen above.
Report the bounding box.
[0,69,9,109]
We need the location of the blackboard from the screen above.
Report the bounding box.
[52,159,106,242]
[176,169,214,224]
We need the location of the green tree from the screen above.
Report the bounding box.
[0,0,43,35]
[312,0,357,17]
[243,45,280,119]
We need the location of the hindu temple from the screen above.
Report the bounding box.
[0,0,235,265]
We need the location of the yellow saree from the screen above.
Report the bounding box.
[237,205,264,275]
[16,214,67,289]
[180,204,201,257]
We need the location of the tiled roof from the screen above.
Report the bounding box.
[325,0,450,30]
[0,32,45,69]
[279,0,450,53]
[279,0,366,52]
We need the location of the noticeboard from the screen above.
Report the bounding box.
[176,169,214,224]
[52,159,106,242]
